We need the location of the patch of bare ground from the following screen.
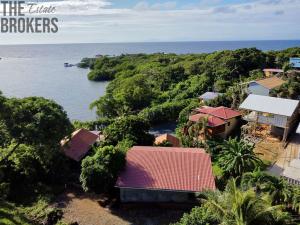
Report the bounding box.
[254,137,282,163]
[55,190,189,225]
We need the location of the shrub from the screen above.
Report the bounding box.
[80,146,125,193]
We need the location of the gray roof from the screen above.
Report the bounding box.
[199,92,221,100]
[239,94,299,117]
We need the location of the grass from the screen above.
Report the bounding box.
[0,200,33,225]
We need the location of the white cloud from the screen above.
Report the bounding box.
[0,0,300,44]
[133,1,177,11]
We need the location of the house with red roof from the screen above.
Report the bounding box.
[189,106,242,138]
[61,128,100,161]
[116,146,215,203]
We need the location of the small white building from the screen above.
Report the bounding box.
[240,95,300,142]
[247,77,285,96]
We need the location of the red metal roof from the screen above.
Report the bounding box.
[198,106,241,120]
[189,113,226,127]
[61,129,99,161]
[116,146,216,192]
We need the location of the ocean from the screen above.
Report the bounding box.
[0,40,299,121]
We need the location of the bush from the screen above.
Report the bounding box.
[0,182,10,200]
[80,146,125,193]
[173,206,218,225]
[139,100,190,125]
[88,69,115,81]
[103,115,154,146]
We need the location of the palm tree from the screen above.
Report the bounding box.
[264,176,293,205]
[203,179,290,225]
[291,186,300,214]
[241,169,273,192]
[184,117,208,147]
[218,138,263,177]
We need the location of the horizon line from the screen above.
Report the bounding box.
[1,39,300,46]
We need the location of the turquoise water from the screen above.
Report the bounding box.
[0,40,299,121]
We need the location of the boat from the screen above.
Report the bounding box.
[64,63,75,67]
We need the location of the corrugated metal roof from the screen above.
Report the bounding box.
[263,69,284,73]
[189,113,226,127]
[199,92,221,100]
[198,106,241,120]
[240,94,299,117]
[61,129,99,161]
[254,77,285,90]
[116,146,216,192]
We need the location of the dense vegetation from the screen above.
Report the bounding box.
[81,47,300,127]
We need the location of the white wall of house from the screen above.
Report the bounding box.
[256,112,288,128]
[248,82,270,96]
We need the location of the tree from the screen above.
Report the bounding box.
[172,206,218,225]
[203,179,290,225]
[179,117,208,148]
[0,97,73,164]
[291,186,300,214]
[103,115,154,146]
[218,138,262,177]
[80,146,125,193]
[241,170,273,192]
[263,176,293,205]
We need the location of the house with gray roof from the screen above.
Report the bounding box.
[240,94,299,142]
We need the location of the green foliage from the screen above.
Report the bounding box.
[202,179,291,225]
[175,179,292,225]
[0,201,32,225]
[88,68,115,81]
[270,72,300,100]
[218,138,262,177]
[1,96,73,148]
[77,57,96,69]
[87,48,299,129]
[103,115,154,146]
[177,99,200,125]
[0,94,73,201]
[139,100,190,125]
[173,206,218,225]
[73,118,114,131]
[80,145,125,193]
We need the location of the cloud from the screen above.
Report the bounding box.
[0,0,300,44]
[274,10,284,15]
[133,1,177,11]
[212,6,236,14]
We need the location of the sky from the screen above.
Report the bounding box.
[0,0,300,44]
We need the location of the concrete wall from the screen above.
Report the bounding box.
[120,188,193,203]
[217,117,240,139]
[248,83,270,96]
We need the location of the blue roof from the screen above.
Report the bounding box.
[199,92,221,100]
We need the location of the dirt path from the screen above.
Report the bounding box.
[55,191,187,225]
[56,192,128,225]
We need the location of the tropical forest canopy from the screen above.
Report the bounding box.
[79,47,300,127]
